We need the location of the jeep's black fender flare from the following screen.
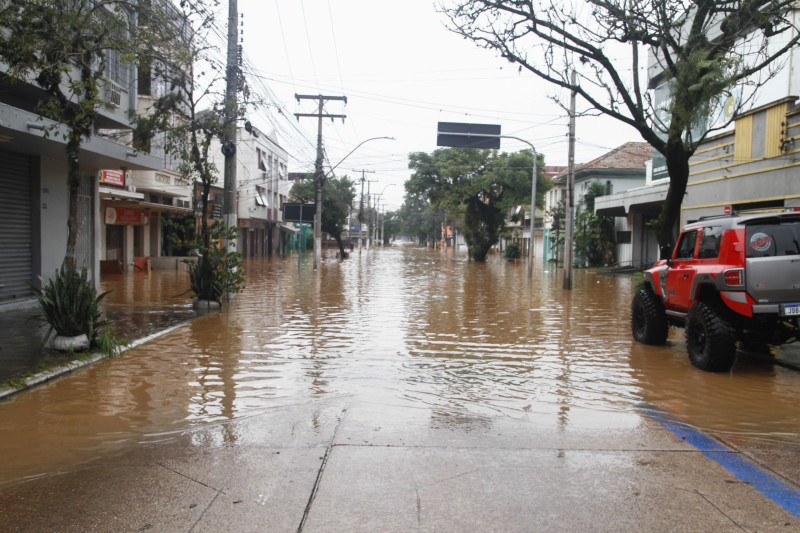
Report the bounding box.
[645,267,666,298]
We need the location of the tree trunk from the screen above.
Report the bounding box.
[334,233,348,259]
[655,137,691,259]
[64,136,81,271]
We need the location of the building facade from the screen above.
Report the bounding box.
[208,123,292,258]
[596,8,800,269]
[543,143,651,264]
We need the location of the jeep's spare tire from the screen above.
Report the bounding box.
[631,289,668,345]
[686,301,736,372]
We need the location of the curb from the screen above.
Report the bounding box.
[0,319,197,401]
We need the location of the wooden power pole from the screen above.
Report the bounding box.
[295,94,346,271]
[222,0,240,253]
[563,71,577,290]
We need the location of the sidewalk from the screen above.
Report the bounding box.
[0,395,798,531]
[0,269,196,387]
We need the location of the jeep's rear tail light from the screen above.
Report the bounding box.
[723,268,744,287]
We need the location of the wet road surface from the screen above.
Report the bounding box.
[0,246,798,531]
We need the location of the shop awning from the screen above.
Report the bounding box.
[103,198,193,215]
[280,224,300,234]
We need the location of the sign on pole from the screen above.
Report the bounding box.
[283,203,316,223]
[437,122,501,149]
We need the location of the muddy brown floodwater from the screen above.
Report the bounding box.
[1,245,799,486]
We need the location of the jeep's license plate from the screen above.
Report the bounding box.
[783,304,800,316]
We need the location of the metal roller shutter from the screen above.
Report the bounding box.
[0,151,33,302]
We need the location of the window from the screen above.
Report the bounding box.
[104,47,128,86]
[257,148,266,171]
[698,226,722,259]
[255,185,268,207]
[746,219,800,257]
[675,229,698,259]
[616,231,632,244]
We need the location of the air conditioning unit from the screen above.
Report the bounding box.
[105,82,122,108]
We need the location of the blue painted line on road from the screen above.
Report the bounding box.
[643,406,800,518]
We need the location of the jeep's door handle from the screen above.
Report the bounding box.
[683,273,690,278]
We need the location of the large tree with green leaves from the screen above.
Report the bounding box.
[440,0,800,256]
[407,148,548,261]
[290,175,357,258]
[399,192,437,245]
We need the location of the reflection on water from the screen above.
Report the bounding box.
[1,246,799,484]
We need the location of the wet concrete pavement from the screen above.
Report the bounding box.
[0,247,799,531]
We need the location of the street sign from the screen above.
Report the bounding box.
[437,122,501,149]
[283,203,315,223]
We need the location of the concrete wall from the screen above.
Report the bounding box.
[682,97,800,225]
[38,156,69,279]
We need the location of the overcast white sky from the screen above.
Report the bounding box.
[237,0,642,210]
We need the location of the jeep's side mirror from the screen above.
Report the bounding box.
[666,259,674,267]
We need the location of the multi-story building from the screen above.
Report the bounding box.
[0,4,175,303]
[208,122,292,257]
[543,143,651,264]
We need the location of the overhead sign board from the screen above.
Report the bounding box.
[105,207,146,226]
[437,122,501,149]
[98,169,125,187]
[283,203,315,223]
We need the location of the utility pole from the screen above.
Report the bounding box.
[294,94,347,270]
[222,0,240,253]
[353,169,375,258]
[365,179,377,250]
[563,71,577,290]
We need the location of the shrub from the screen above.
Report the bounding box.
[31,263,108,343]
[503,243,522,260]
[183,220,244,303]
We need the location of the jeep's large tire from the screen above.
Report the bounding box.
[686,301,736,372]
[631,289,668,345]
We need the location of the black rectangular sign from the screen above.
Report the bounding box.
[437,122,501,149]
[283,203,316,223]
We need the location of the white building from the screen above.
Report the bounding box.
[208,123,292,257]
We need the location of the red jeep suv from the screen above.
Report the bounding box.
[631,210,800,371]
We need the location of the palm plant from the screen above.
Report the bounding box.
[31,263,109,345]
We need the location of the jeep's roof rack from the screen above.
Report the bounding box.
[698,207,800,221]
[697,214,732,221]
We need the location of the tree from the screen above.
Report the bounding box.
[407,147,549,261]
[547,198,566,264]
[574,181,616,267]
[382,210,402,244]
[399,192,437,245]
[441,0,800,255]
[0,0,155,269]
[290,175,357,258]
[139,0,244,304]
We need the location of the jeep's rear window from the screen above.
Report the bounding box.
[745,220,800,257]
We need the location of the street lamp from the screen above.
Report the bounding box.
[313,136,395,270]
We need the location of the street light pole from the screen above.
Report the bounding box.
[494,135,538,279]
[375,183,396,247]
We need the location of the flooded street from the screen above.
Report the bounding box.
[1,245,799,531]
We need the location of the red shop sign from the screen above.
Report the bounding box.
[99,169,125,187]
[105,207,144,226]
